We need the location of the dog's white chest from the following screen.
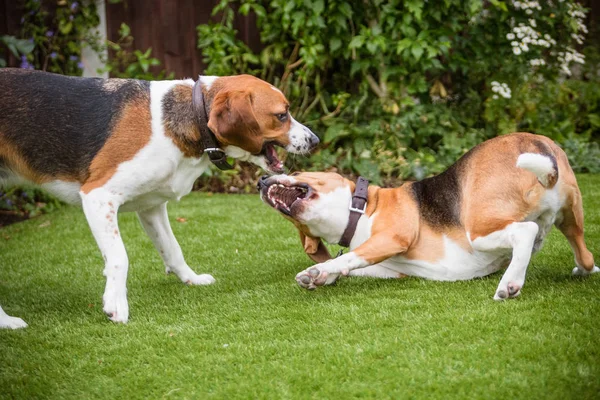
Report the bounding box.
[119,154,210,212]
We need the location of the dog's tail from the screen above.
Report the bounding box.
[516,152,558,188]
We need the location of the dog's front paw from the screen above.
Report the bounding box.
[295,266,339,290]
[103,291,129,323]
[0,315,28,329]
[493,281,522,301]
[185,273,216,286]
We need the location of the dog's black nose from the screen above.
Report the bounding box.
[257,175,269,191]
[309,133,320,147]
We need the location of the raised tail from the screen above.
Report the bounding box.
[516,152,558,188]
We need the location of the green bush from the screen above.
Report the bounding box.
[197,0,599,183]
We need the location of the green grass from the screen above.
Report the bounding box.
[1,176,599,399]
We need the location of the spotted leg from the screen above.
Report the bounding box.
[137,203,215,285]
[296,234,408,290]
[80,189,129,323]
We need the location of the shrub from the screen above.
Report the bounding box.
[197,0,599,183]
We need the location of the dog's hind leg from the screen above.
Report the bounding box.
[137,203,215,285]
[80,189,130,323]
[0,305,27,329]
[470,221,539,300]
[555,184,598,276]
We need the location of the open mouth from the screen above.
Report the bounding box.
[264,182,311,216]
[261,142,284,174]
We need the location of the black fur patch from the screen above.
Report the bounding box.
[531,139,558,175]
[0,69,150,180]
[410,147,476,228]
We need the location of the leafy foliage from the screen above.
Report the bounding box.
[197,0,599,184]
[102,23,174,80]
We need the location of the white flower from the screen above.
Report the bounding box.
[507,33,516,40]
[526,9,533,15]
[520,42,529,51]
[493,95,499,99]
[517,32,525,39]
[511,41,519,47]
[513,47,522,55]
[529,19,537,27]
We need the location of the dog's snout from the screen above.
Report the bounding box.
[308,133,320,148]
[257,175,270,191]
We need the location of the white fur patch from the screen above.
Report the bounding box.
[199,75,219,90]
[285,115,317,154]
[41,180,82,205]
[517,153,555,187]
[379,235,508,281]
[301,186,352,244]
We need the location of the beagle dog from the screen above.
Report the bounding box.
[259,133,598,298]
[0,68,319,328]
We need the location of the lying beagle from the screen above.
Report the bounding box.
[0,68,318,328]
[259,133,598,297]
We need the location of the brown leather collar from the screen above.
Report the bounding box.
[192,78,234,170]
[338,176,369,247]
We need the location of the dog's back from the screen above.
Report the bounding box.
[0,68,150,184]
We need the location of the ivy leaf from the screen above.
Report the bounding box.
[348,35,365,49]
[588,114,600,128]
[329,37,342,52]
[411,43,424,60]
[313,0,324,15]
[366,41,377,54]
[119,23,130,38]
[324,124,351,144]
[396,38,412,54]
[405,0,423,21]
[239,3,250,15]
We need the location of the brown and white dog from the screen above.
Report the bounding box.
[259,133,598,297]
[0,68,319,328]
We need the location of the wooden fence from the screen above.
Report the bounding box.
[105,0,261,78]
[0,0,261,78]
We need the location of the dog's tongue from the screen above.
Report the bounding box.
[265,144,284,173]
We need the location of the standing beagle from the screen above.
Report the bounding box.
[0,69,319,328]
[259,133,598,297]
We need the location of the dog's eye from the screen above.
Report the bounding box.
[275,113,288,122]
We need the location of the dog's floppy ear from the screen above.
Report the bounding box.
[298,230,332,263]
[208,90,263,154]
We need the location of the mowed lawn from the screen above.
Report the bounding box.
[1,176,599,400]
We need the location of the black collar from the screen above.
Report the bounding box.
[191,79,234,170]
[338,176,369,247]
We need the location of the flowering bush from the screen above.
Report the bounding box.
[198,0,599,183]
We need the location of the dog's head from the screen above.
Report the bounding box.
[258,172,356,262]
[206,75,319,174]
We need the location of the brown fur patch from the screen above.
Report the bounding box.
[162,84,202,158]
[206,75,292,152]
[81,97,152,193]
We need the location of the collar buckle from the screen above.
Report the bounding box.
[349,202,366,214]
